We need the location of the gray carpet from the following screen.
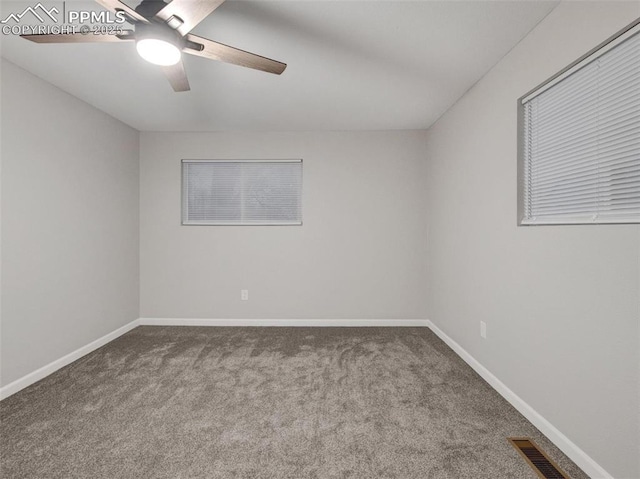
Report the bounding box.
[1,326,588,478]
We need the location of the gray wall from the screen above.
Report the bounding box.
[0,60,140,387]
[140,131,429,320]
[424,2,640,478]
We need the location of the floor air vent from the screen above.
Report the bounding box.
[509,438,568,479]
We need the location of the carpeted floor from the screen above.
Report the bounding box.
[1,326,588,478]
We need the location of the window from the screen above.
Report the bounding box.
[182,160,302,225]
[519,20,640,225]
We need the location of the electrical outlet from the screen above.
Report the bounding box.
[480,321,487,339]
[241,289,249,301]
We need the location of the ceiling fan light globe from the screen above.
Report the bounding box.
[136,39,181,66]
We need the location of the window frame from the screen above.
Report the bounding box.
[517,17,640,226]
[181,159,303,226]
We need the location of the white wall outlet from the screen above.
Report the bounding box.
[480,321,487,339]
[241,289,249,301]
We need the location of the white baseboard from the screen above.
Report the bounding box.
[139,318,429,327]
[426,320,613,479]
[0,318,140,400]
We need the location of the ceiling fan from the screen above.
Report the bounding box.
[21,0,287,92]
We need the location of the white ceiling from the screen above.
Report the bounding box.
[0,0,558,131]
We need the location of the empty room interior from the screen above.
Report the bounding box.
[1,0,639,478]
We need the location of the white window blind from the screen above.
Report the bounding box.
[521,26,640,225]
[182,160,302,225]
